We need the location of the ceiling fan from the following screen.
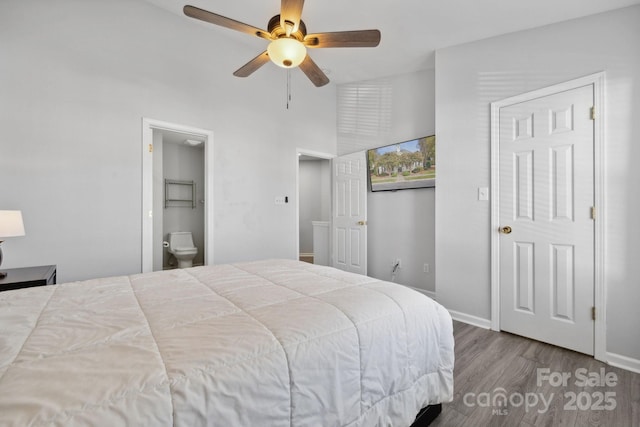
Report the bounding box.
[183,1,381,87]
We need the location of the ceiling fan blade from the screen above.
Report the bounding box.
[184,5,271,40]
[233,51,270,77]
[280,0,305,35]
[304,30,381,48]
[298,55,329,87]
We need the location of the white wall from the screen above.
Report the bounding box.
[435,6,640,360]
[368,188,436,293]
[362,70,437,294]
[298,159,331,254]
[0,0,336,282]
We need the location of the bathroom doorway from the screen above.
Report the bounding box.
[141,119,214,273]
[154,130,204,270]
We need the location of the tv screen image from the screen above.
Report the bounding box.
[367,135,435,192]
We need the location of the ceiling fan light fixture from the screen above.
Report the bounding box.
[267,37,306,68]
[183,3,381,87]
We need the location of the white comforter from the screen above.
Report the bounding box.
[0,259,453,426]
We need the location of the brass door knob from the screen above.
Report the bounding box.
[499,226,512,234]
[357,220,367,226]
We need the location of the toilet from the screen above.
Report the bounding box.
[168,232,198,268]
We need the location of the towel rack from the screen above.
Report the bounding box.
[165,179,196,209]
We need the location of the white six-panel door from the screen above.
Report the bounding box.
[332,152,367,275]
[498,85,595,355]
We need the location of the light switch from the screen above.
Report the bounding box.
[478,187,489,201]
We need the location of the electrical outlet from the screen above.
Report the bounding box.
[423,263,430,273]
[274,196,286,205]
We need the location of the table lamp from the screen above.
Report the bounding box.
[0,210,26,279]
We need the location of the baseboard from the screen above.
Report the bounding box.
[406,291,491,329]
[299,253,314,258]
[447,309,491,329]
[606,352,640,374]
[407,286,436,301]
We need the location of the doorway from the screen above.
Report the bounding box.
[490,73,605,360]
[141,118,214,273]
[296,149,334,266]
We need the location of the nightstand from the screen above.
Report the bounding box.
[0,265,57,292]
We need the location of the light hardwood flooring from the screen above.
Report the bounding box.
[430,321,640,427]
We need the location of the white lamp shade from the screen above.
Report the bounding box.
[267,38,307,68]
[0,210,26,238]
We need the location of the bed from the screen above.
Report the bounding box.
[0,259,453,426]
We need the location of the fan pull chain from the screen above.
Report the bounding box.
[286,69,292,109]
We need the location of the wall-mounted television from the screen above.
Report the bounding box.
[367,135,436,192]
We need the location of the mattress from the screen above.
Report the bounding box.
[0,259,453,426]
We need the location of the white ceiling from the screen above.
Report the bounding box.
[143,0,640,85]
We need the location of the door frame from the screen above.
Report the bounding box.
[489,72,606,361]
[141,118,215,272]
[295,148,335,261]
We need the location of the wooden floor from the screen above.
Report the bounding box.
[430,321,640,427]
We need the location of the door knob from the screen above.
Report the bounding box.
[357,220,367,226]
[499,226,512,234]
